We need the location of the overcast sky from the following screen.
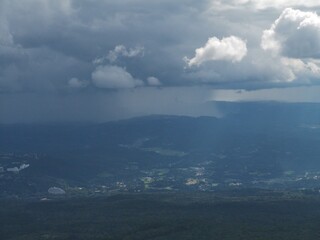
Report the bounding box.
[2,0,320,123]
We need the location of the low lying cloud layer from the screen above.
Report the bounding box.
[0,87,217,123]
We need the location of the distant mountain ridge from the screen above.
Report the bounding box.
[2,101,320,197]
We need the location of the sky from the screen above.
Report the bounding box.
[2,0,320,123]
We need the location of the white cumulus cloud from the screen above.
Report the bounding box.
[260,8,320,83]
[92,65,143,89]
[147,76,161,86]
[184,36,247,67]
[261,8,320,58]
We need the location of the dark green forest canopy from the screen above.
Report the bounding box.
[2,192,320,240]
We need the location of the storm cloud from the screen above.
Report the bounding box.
[2,0,320,122]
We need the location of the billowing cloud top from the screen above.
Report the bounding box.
[262,8,320,58]
[185,36,247,67]
[2,0,320,122]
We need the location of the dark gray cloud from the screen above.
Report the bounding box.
[1,0,320,122]
[1,0,254,92]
